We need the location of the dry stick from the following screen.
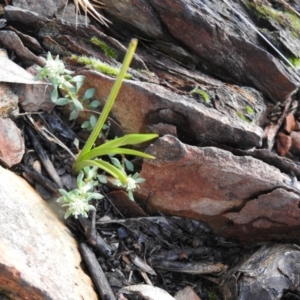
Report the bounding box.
[20,164,60,196]
[25,125,63,188]
[79,242,116,300]
[78,215,113,257]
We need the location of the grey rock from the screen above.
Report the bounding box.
[0,166,97,300]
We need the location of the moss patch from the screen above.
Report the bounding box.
[288,56,300,68]
[190,87,210,103]
[71,55,131,79]
[90,37,117,59]
[249,3,300,38]
[236,111,252,123]
[245,105,255,114]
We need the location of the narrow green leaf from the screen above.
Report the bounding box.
[110,157,122,169]
[76,39,138,162]
[80,147,156,161]
[51,88,58,102]
[76,80,84,93]
[83,87,95,100]
[81,121,91,129]
[89,100,100,108]
[89,115,97,128]
[70,110,79,120]
[73,98,84,110]
[56,98,71,105]
[74,159,128,184]
[125,158,134,171]
[88,134,158,154]
[70,75,86,82]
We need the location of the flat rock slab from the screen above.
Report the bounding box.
[79,70,263,150]
[0,167,97,300]
[0,118,24,168]
[137,135,300,242]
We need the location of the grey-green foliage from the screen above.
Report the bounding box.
[36,52,100,125]
[57,167,104,219]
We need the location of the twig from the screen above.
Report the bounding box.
[79,242,116,300]
[25,125,63,188]
[78,215,113,257]
[20,164,60,196]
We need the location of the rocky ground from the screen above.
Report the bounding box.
[1,0,300,299]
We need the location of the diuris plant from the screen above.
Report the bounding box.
[36,39,157,217]
[72,39,158,186]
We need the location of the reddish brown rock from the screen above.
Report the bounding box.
[284,112,296,133]
[0,166,97,300]
[276,132,291,156]
[78,70,263,150]
[148,0,297,101]
[290,131,300,155]
[0,118,24,167]
[136,135,300,242]
[224,188,300,242]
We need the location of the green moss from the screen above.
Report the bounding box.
[208,291,219,300]
[288,56,300,68]
[190,87,210,103]
[245,105,254,114]
[71,55,131,79]
[91,37,117,59]
[237,111,252,123]
[249,3,300,38]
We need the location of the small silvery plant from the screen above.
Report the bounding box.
[57,167,104,219]
[36,52,100,123]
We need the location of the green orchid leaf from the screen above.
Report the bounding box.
[76,39,138,161]
[79,147,156,161]
[74,159,128,184]
[94,133,158,150]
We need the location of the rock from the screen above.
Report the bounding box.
[0,30,45,67]
[0,166,97,300]
[55,2,90,25]
[101,0,164,39]
[78,70,263,150]
[5,26,44,54]
[14,65,55,113]
[290,131,300,155]
[136,135,300,242]
[175,286,202,300]
[222,244,300,299]
[224,188,300,242]
[0,118,24,167]
[0,83,19,118]
[284,112,296,133]
[276,132,291,156]
[99,0,298,101]
[12,0,65,17]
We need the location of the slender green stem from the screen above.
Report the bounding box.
[75,39,138,165]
